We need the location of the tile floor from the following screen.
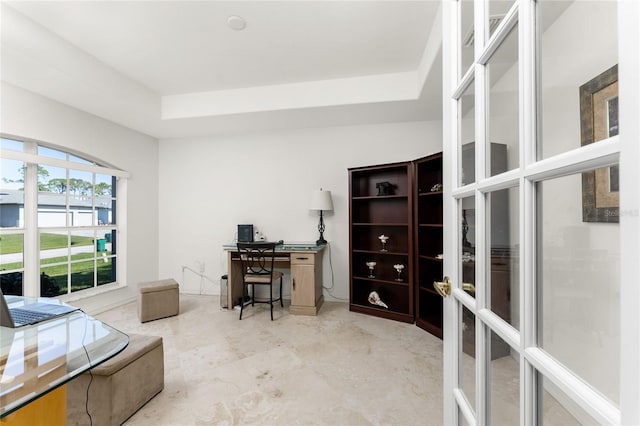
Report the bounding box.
[95,295,444,425]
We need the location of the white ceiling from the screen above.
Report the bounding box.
[1,1,443,139]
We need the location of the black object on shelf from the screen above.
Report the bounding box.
[375,181,393,196]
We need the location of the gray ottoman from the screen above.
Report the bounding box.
[138,278,179,322]
[67,333,164,426]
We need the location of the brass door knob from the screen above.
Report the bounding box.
[434,276,451,298]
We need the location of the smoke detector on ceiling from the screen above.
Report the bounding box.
[227,15,247,31]
[463,15,505,48]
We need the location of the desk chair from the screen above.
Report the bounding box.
[237,242,284,320]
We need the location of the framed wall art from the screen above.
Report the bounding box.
[579,64,619,223]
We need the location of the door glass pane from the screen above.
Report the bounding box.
[487,25,518,177]
[461,305,476,411]
[539,1,618,159]
[489,187,518,329]
[461,196,476,298]
[458,406,471,426]
[489,1,515,38]
[538,170,620,404]
[460,84,476,186]
[490,330,519,425]
[538,374,599,425]
[461,0,475,76]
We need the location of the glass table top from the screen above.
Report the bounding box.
[1,296,128,418]
[222,241,326,251]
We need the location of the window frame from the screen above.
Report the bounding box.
[0,135,129,298]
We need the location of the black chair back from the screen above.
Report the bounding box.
[237,242,277,277]
[236,241,284,320]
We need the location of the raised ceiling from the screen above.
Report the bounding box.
[1,1,443,138]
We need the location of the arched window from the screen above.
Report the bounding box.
[1,136,128,297]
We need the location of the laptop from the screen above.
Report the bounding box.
[0,288,80,328]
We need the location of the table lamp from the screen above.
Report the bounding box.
[310,188,334,245]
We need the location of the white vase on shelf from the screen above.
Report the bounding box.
[365,261,377,278]
[393,264,405,281]
[378,235,389,252]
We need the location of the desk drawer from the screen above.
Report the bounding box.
[290,254,315,265]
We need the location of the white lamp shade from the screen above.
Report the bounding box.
[310,189,334,211]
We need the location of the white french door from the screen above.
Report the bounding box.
[440,0,640,425]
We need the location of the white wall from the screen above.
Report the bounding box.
[158,121,442,301]
[0,82,160,312]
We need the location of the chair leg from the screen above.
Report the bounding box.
[270,283,274,321]
[280,277,284,307]
[239,283,246,320]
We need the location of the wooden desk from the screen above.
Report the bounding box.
[224,243,326,315]
[1,297,128,423]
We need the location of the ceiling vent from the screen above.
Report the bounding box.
[463,15,505,48]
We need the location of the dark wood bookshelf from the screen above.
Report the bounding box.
[348,147,512,340]
[348,161,414,323]
[413,153,444,337]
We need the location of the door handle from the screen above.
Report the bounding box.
[462,282,476,294]
[292,279,295,290]
[434,276,451,298]
[434,277,476,298]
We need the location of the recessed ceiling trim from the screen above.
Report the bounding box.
[161,72,419,120]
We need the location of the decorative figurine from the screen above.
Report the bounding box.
[378,234,389,252]
[393,264,405,281]
[365,261,377,278]
[430,183,443,192]
[367,291,388,309]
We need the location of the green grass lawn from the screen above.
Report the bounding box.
[0,232,95,255]
[2,252,115,295]
[1,232,114,295]
[41,254,115,294]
